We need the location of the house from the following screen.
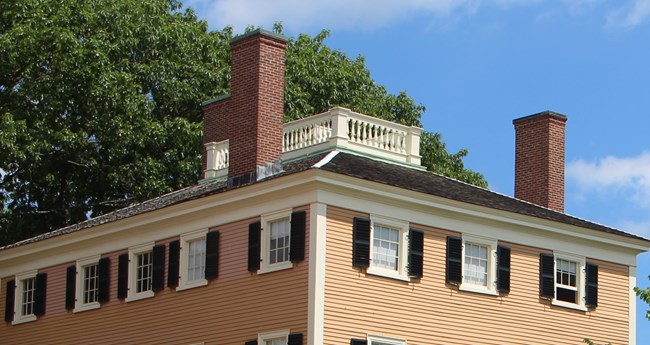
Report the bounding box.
[1,29,649,345]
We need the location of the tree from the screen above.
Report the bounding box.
[635,275,650,320]
[0,0,486,246]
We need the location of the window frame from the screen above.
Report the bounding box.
[126,242,155,302]
[177,229,208,291]
[367,334,407,345]
[12,270,38,325]
[460,234,498,295]
[367,215,410,281]
[552,251,587,311]
[259,209,294,274]
[258,329,290,345]
[74,255,101,312]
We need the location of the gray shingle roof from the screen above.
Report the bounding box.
[2,150,647,251]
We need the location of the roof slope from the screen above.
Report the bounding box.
[2,150,647,251]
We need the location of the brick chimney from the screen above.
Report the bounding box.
[513,111,568,212]
[202,29,288,182]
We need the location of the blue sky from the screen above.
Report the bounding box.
[185,0,650,340]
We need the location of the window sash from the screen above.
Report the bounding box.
[187,237,206,282]
[464,242,489,286]
[136,251,153,293]
[269,219,290,265]
[82,264,99,304]
[372,225,400,271]
[21,278,35,316]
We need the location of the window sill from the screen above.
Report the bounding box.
[367,267,410,282]
[73,302,100,313]
[552,299,587,312]
[258,261,293,275]
[459,284,498,296]
[12,314,36,325]
[176,278,208,292]
[125,290,154,303]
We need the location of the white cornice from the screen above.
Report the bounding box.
[1,168,647,277]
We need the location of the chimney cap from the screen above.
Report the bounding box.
[231,28,288,44]
[513,110,568,125]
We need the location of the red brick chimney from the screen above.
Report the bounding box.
[513,111,568,212]
[202,29,288,182]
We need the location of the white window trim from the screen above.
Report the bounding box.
[12,270,38,325]
[258,209,294,274]
[177,229,208,291]
[460,234,498,296]
[367,334,407,345]
[73,255,101,313]
[552,251,587,311]
[258,329,290,344]
[366,215,410,282]
[126,242,155,302]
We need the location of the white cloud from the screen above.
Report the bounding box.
[607,0,650,28]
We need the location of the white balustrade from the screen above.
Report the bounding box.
[202,107,424,180]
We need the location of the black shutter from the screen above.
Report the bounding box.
[248,221,262,272]
[408,229,424,278]
[539,253,555,299]
[585,263,598,308]
[117,253,129,299]
[245,340,258,345]
[352,217,370,268]
[288,333,303,345]
[152,244,166,292]
[205,231,220,280]
[496,245,511,293]
[98,257,110,302]
[446,236,462,284]
[65,265,76,310]
[5,280,15,322]
[34,273,47,316]
[290,211,306,262]
[350,339,367,345]
[168,240,180,287]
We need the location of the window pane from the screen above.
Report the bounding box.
[83,263,99,304]
[464,243,489,286]
[269,219,290,264]
[187,237,206,281]
[136,251,153,293]
[265,337,287,345]
[372,225,400,271]
[556,259,577,288]
[21,277,36,316]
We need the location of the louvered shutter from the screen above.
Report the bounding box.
[65,265,76,309]
[152,244,166,292]
[248,221,262,272]
[117,253,129,299]
[539,253,555,299]
[585,263,598,308]
[205,231,220,279]
[98,257,110,302]
[288,333,303,345]
[168,240,180,287]
[408,229,424,278]
[290,211,306,262]
[352,217,371,268]
[350,339,367,345]
[34,273,47,316]
[496,245,511,293]
[446,236,462,284]
[5,280,15,322]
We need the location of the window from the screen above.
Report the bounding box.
[251,209,306,274]
[75,255,100,312]
[540,252,596,311]
[446,235,510,295]
[126,242,155,302]
[11,270,46,324]
[365,216,409,281]
[258,330,289,345]
[367,335,407,345]
[178,230,208,291]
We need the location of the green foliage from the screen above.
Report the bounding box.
[0,0,486,246]
[583,339,611,345]
[635,275,650,320]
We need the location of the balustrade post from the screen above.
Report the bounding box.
[406,126,422,165]
[330,107,351,149]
